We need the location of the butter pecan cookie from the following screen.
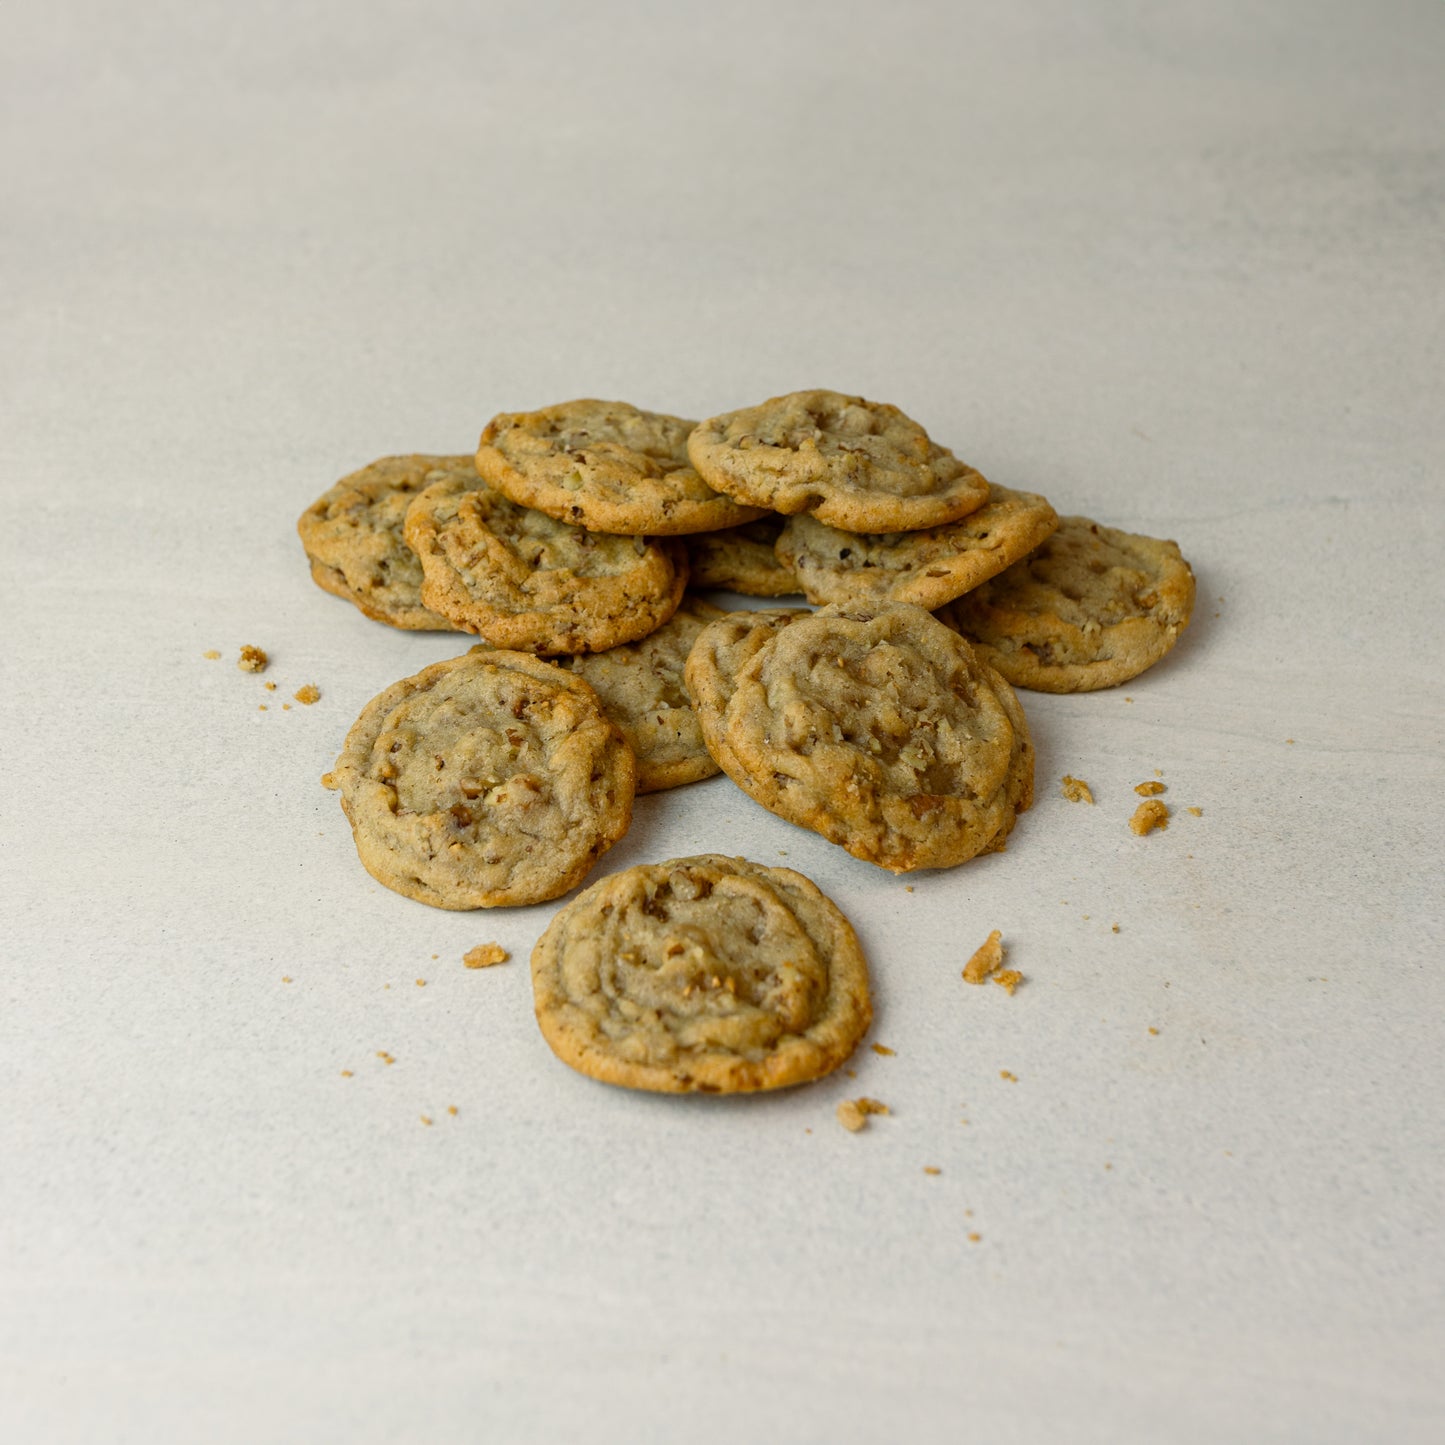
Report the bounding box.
[327,650,635,909]
[937,517,1196,692]
[556,597,727,793]
[685,602,1033,872]
[776,485,1058,610]
[404,470,687,654]
[476,399,766,536]
[685,515,801,596]
[297,454,462,630]
[686,389,989,533]
[531,855,871,1093]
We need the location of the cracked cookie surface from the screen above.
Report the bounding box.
[329,650,635,909]
[685,602,1033,872]
[777,484,1058,609]
[557,597,727,793]
[531,855,871,1093]
[297,454,463,630]
[686,514,800,596]
[404,470,687,653]
[686,389,989,533]
[476,399,766,536]
[937,516,1195,691]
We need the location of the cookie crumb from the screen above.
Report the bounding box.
[837,1099,866,1132]
[1187,806,1203,817]
[999,1069,1018,1082]
[281,975,292,984]
[203,649,221,660]
[282,704,291,710]
[1124,696,1134,703]
[1134,781,1166,796]
[340,1070,353,1077]
[871,1043,896,1056]
[923,1167,942,1176]
[993,969,1023,995]
[963,929,1004,984]
[1060,774,1095,804]
[1148,1026,1160,1035]
[238,645,268,673]
[415,978,426,987]
[447,1105,458,1117]
[968,1232,982,1243]
[294,684,321,705]
[463,943,510,969]
[420,1115,433,1127]
[264,681,277,692]
[1111,923,1120,933]
[376,1051,396,1065]
[321,771,339,790]
[1129,800,1170,835]
[1286,738,1295,744]
[258,704,268,711]
[905,885,914,893]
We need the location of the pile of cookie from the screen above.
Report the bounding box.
[300,391,1195,1094]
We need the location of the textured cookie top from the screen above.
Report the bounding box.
[685,602,1032,872]
[938,516,1196,692]
[776,484,1059,609]
[557,596,726,793]
[685,515,800,597]
[404,471,687,654]
[330,650,635,909]
[531,855,872,1093]
[297,454,462,631]
[687,390,989,532]
[477,399,767,536]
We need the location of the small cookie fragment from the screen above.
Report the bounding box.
[993,969,1023,995]
[238,645,268,673]
[1061,774,1095,804]
[1129,800,1170,835]
[1134,780,1165,796]
[1187,806,1203,817]
[203,649,221,660]
[294,684,321,705]
[463,942,510,969]
[837,1097,890,1131]
[531,855,872,1094]
[963,930,1005,984]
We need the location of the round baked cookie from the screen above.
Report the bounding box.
[476,399,767,536]
[531,854,872,1093]
[686,389,990,533]
[776,485,1059,610]
[685,515,801,596]
[403,470,688,654]
[297,454,463,630]
[937,516,1196,692]
[556,597,728,793]
[685,602,1034,873]
[326,650,635,910]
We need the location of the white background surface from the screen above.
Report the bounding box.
[3,2,1443,1440]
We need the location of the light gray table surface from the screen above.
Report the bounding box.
[4,3,1442,1441]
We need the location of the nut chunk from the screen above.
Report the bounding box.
[531,855,871,1094]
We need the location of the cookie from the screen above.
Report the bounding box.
[556,597,727,793]
[403,470,688,654]
[476,399,767,536]
[685,514,801,597]
[936,517,1196,692]
[685,602,1033,872]
[686,389,989,533]
[327,650,635,909]
[297,454,463,631]
[530,854,871,1093]
[775,485,1059,610]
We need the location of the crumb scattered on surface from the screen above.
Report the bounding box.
[340,1070,353,1078]
[1134,781,1166,796]
[281,976,292,984]
[376,1051,395,1065]
[905,885,914,893]
[999,1070,1018,1083]
[871,1043,896,1057]
[1129,799,1170,835]
[463,942,510,969]
[845,1068,857,1079]
[447,1105,458,1117]
[282,704,291,710]
[294,684,320,705]
[1286,738,1295,744]
[837,1099,866,1132]
[1187,806,1203,817]
[924,1167,942,1176]
[258,704,267,711]
[993,969,1023,995]
[1124,696,1134,703]
[420,1115,433,1127]
[431,954,439,960]
[1148,1027,1160,1035]
[1060,774,1095,804]
[968,1232,982,1243]
[963,930,1004,984]
[238,645,268,673]
[203,649,220,660]
[264,681,277,692]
